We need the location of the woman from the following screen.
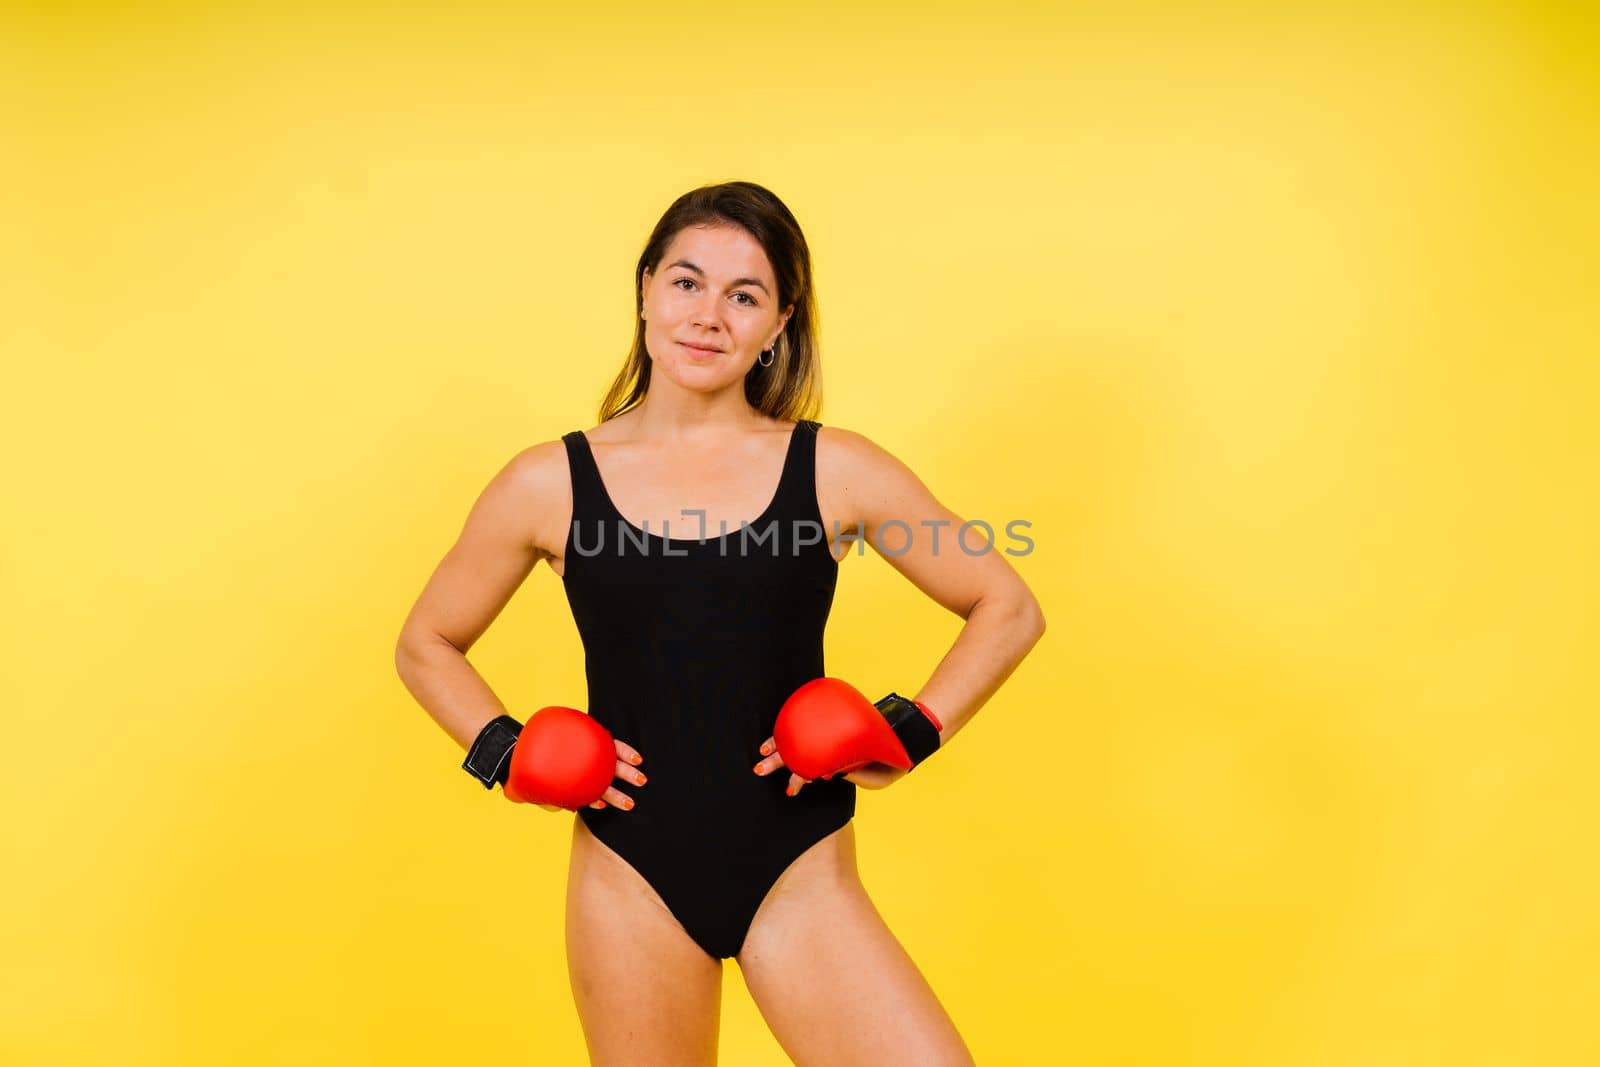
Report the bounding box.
[395,181,1045,1066]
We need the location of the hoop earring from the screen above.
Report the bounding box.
[757,346,775,368]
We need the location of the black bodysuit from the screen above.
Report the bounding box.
[559,419,853,960]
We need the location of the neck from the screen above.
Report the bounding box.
[627,380,766,445]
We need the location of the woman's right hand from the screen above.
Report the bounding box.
[538,738,646,812]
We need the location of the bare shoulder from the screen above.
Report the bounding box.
[814,424,933,531]
[815,424,923,490]
[502,437,569,489]
[484,437,572,562]
[395,438,572,654]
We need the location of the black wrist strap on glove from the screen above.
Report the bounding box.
[875,692,942,769]
[463,714,523,789]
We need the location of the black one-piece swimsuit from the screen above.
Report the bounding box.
[559,419,854,960]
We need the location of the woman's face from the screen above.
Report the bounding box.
[640,224,792,394]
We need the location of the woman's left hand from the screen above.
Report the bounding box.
[753,737,908,795]
[840,762,908,789]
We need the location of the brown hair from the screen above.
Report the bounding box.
[598,181,822,424]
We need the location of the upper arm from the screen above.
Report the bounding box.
[820,426,1043,623]
[395,440,570,655]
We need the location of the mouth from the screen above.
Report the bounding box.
[679,341,724,355]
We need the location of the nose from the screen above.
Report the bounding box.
[691,291,723,330]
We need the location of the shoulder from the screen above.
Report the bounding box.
[498,437,571,496]
[815,424,912,475]
[474,438,573,559]
[814,424,930,507]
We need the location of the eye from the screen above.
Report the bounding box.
[674,277,758,306]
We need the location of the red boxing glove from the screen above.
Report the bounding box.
[773,677,944,781]
[502,706,616,810]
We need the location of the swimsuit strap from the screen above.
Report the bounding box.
[560,430,614,526]
[766,419,823,528]
[562,420,822,531]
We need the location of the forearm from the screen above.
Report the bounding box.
[911,594,1045,749]
[394,635,513,752]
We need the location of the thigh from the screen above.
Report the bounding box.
[565,818,723,1067]
[735,823,975,1067]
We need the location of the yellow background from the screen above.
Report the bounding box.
[4,3,1596,1064]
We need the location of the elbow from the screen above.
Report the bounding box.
[1020,595,1046,644]
[394,629,446,679]
[394,639,418,681]
[396,629,466,668]
[994,586,1045,645]
[977,590,1045,642]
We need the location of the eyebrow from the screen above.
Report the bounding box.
[666,259,771,297]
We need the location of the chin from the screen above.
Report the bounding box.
[662,363,744,390]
